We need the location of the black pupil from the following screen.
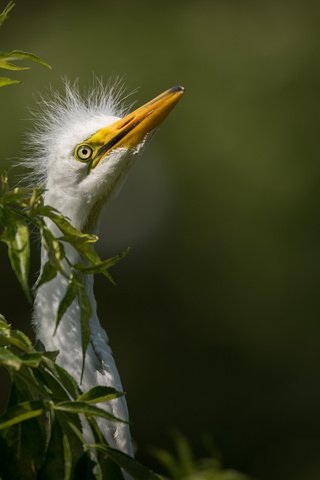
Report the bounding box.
[82,148,88,156]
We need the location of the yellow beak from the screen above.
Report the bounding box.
[89,85,184,168]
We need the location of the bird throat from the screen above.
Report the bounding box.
[82,196,106,234]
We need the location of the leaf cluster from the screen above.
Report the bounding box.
[0,5,250,479]
[0,174,128,379]
[152,433,250,480]
[0,316,160,480]
[0,2,51,87]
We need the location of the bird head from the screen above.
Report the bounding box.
[27,83,184,232]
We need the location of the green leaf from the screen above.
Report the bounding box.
[78,386,124,404]
[41,225,66,274]
[55,275,78,334]
[0,347,22,370]
[16,365,53,399]
[0,400,47,430]
[173,431,195,475]
[54,363,81,399]
[62,431,72,480]
[150,447,180,479]
[86,415,105,444]
[74,248,129,281]
[35,357,76,402]
[0,50,51,70]
[0,315,9,328]
[54,401,127,424]
[74,452,104,480]
[64,420,86,445]
[20,352,44,368]
[78,282,92,383]
[38,418,68,480]
[1,211,31,302]
[0,347,48,376]
[46,211,97,245]
[41,210,120,285]
[0,2,15,27]
[92,461,104,480]
[78,248,116,284]
[0,325,32,352]
[56,412,85,468]
[39,353,80,401]
[106,448,161,480]
[0,76,20,87]
[37,260,58,287]
[0,414,47,479]
[90,445,161,480]
[11,328,33,348]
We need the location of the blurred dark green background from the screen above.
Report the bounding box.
[1,0,320,478]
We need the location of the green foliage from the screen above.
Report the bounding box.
[0,316,161,479]
[0,174,126,367]
[0,2,51,87]
[0,179,161,479]
[0,121,250,480]
[152,434,250,480]
[0,1,14,26]
[0,4,250,478]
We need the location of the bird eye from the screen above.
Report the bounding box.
[75,144,94,161]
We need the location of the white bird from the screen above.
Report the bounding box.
[27,82,184,456]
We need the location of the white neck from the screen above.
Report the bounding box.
[33,188,100,380]
[33,189,133,457]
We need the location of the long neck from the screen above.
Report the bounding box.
[33,190,101,381]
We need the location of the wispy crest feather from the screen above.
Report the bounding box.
[21,78,134,187]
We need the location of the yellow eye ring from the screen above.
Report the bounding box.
[75,144,94,161]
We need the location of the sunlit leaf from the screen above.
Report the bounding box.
[1,212,31,302]
[47,211,97,245]
[0,320,33,352]
[0,57,29,71]
[0,50,51,70]
[0,315,9,328]
[0,347,22,370]
[0,76,20,87]
[0,2,15,27]
[0,401,48,430]
[78,386,124,404]
[11,328,33,349]
[54,401,127,424]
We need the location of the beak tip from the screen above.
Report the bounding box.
[169,85,185,95]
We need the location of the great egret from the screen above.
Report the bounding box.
[29,83,184,456]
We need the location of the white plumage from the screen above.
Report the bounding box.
[27,81,184,456]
